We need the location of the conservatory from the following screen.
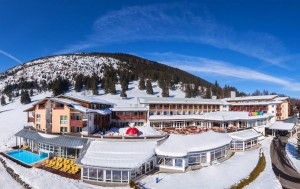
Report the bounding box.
[155,131,232,172]
[77,140,157,184]
[228,129,262,151]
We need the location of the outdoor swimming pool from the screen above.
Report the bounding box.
[6,150,48,165]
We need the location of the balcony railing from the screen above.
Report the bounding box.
[70,119,83,127]
[28,117,35,123]
[112,115,147,120]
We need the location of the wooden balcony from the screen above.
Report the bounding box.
[70,119,83,127]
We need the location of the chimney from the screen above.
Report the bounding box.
[231,91,236,98]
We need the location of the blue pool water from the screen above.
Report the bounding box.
[6,150,48,165]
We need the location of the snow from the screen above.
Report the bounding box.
[102,126,162,137]
[79,140,157,169]
[0,162,22,189]
[224,95,278,101]
[268,119,296,131]
[2,157,126,189]
[143,144,259,188]
[138,97,225,105]
[245,137,282,189]
[285,134,300,173]
[229,129,262,141]
[149,111,272,121]
[155,131,232,157]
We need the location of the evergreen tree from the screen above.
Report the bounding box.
[161,86,169,97]
[20,91,31,104]
[146,80,154,95]
[185,84,192,98]
[1,96,6,106]
[50,77,70,96]
[75,74,84,92]
[109,80,116,95]
[91,74,99,95]
[204,87,212,99]
[8,94,12,102]
[139,76,146,90]
[30,89,34,96]
[120,89,127,98]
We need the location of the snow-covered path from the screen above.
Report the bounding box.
[0,163,22,189]
[245,137,282,189]
[141,146,260,189]
[285,133,300,173]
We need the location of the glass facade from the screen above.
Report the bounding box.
[82,158,154,183]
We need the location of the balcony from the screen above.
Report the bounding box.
[70,119,83,127]
[28,117,35,123]
[112,115,147,120]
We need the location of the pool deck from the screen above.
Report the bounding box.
[2,147,81,180]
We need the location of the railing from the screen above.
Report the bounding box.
[28,117,35,123]
[70,119,83,127]
[112,115,147,120]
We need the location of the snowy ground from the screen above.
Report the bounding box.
[285,133,300,173]
[0,162,22,189]
[141,149,259,188]
[245,137,282,189]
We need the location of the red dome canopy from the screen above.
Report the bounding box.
[126,127,139,135]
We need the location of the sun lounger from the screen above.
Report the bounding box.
[42,159,49,166]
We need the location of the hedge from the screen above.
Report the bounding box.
[230,153,266,189]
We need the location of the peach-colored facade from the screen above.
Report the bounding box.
[34,104,47,131]
[51,102,71,133]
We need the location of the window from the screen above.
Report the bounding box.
[89,168,97,180]
[175,159,183,167]
[106,170,112,181]
[113,170,122,182]
[36,124,41,130]
[83,167,88,179]
[122,171,128,182]
[60,127,67,133]
[98,169,103,181]
[60,115,68,125]
[36,114,41,122]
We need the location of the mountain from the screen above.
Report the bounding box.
[0,53,241,98]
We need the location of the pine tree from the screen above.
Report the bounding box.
[91,74,99,95]
[75,74,83,92]
[20,91,31,104]
[8,94,12,102]
[161,86,169,97]
[185,84,192,98]
[139,76,146,90]
[204,87,212,99]
[146,80,154,95]
[1,96,6,106]
[30,89,34,96]
[120,89,127,98]
[109,80,116,95]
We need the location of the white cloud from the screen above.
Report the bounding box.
[153,52,300,92]
[57,3,294,68]
[0,49,22,64]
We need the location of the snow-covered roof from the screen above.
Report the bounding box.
[78,140,157,169]
[15,129,87,149]
[51,98,111,115]
[275,97,289,101]
[228,129,262,141]
[103,126,162,137]
[138,97,226,105]
[268,118,296,131]
[155,131,232,157]
[111,106,148,112]
[230,102,271,106]
[224,95,278,101]
[59,94,114,105]
[149,111,272,121]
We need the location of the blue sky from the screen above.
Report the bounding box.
[1,0,300,97]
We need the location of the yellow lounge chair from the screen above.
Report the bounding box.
[61,165,70,172]
[60,164,67,172]
[67,166,75,174]
[45,160,54,167]
[42,159,49,166]
[71,166,79,174]
[53,163,63,170]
